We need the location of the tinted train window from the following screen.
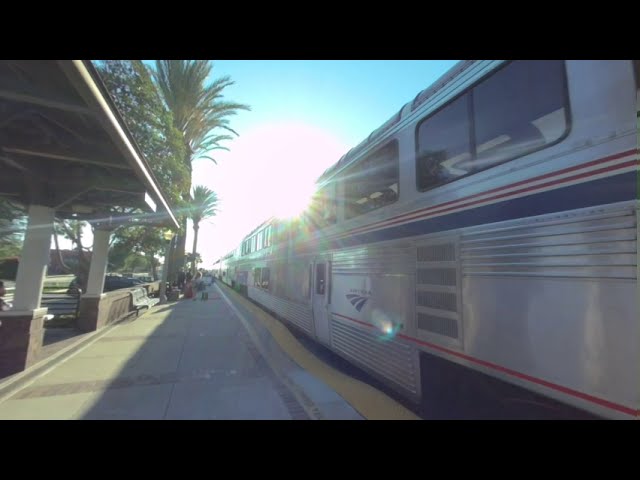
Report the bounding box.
[343,141,399,219]
[264,226,272,247]
[473,61,568,169]
[416,94,471,190]
[261,268,270,289]
[416,60,569,191]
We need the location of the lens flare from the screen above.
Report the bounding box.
[371,308,401,341]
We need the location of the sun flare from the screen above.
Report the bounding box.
[272,181,317,219]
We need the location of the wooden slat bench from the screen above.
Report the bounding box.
[40,292,81,317]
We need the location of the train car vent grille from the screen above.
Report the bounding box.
[417,268,456,286]
[418,244,456,262]
[416,291,457,312]
[417,313,459,339]
[416,241,461,342]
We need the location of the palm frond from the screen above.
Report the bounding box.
[153,60,250,165]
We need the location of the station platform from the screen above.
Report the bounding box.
[0,282,418,420]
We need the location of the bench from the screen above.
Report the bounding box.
[131,287,159,314]
[41,292,81,318]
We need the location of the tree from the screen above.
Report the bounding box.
[95,60,192,283]
[187,185,218,275]
[152,60,250,275]
[0,198,26,259]
[107,242,152,276]
[96,60,190,208]
[109,226,167,280]
[53,219,92,292]
[153,61,250,167]
[185,252,202,273]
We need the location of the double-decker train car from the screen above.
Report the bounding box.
[216,60,639,419]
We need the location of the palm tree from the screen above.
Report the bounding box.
[153,60,250,169]
[188,185,218,275]
[152,60,249,277]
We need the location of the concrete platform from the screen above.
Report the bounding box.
[0,282,415,420]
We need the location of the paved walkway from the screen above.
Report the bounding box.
[0,282,417,420]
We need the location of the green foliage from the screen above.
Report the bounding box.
[189,185,219,227]
[151,60,249,275]
[109,225,167,278]
[95,60,189,209]
[53,219,92,290]
[0,198,25,259]
[186,185,218,274]
[123,253,151,272]
[153,60,251,166]
[108,242,134,272]
[185,252,202,271]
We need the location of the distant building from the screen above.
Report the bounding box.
[2,249,93,279]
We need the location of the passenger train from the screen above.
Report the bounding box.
[214,60,639,419]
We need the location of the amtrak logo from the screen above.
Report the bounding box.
[346,293,370,312]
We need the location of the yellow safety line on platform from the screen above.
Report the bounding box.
[217,284,419,420]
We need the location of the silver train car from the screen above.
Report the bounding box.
[215,60,639,419]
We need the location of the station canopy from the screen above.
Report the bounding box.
[0,60,178,230]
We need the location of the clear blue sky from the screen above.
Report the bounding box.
[189,60,460,266]
[210,60,459,147]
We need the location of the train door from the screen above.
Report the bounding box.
[312,257,331,346]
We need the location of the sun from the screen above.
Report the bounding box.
[190,120,349,264]
[272,181,317,219]
[238,121,347,220]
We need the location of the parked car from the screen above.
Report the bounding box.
[103,275,144,292]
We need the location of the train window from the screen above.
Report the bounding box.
[472,60,568,170]
[253,268,261,287]
[315,263,326,295]
[343,141,399,219]
[263,226,271,247]
[416,93,471,191]
[308,185,337,229]
[416,60,569,192]
[261,268,270,290]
